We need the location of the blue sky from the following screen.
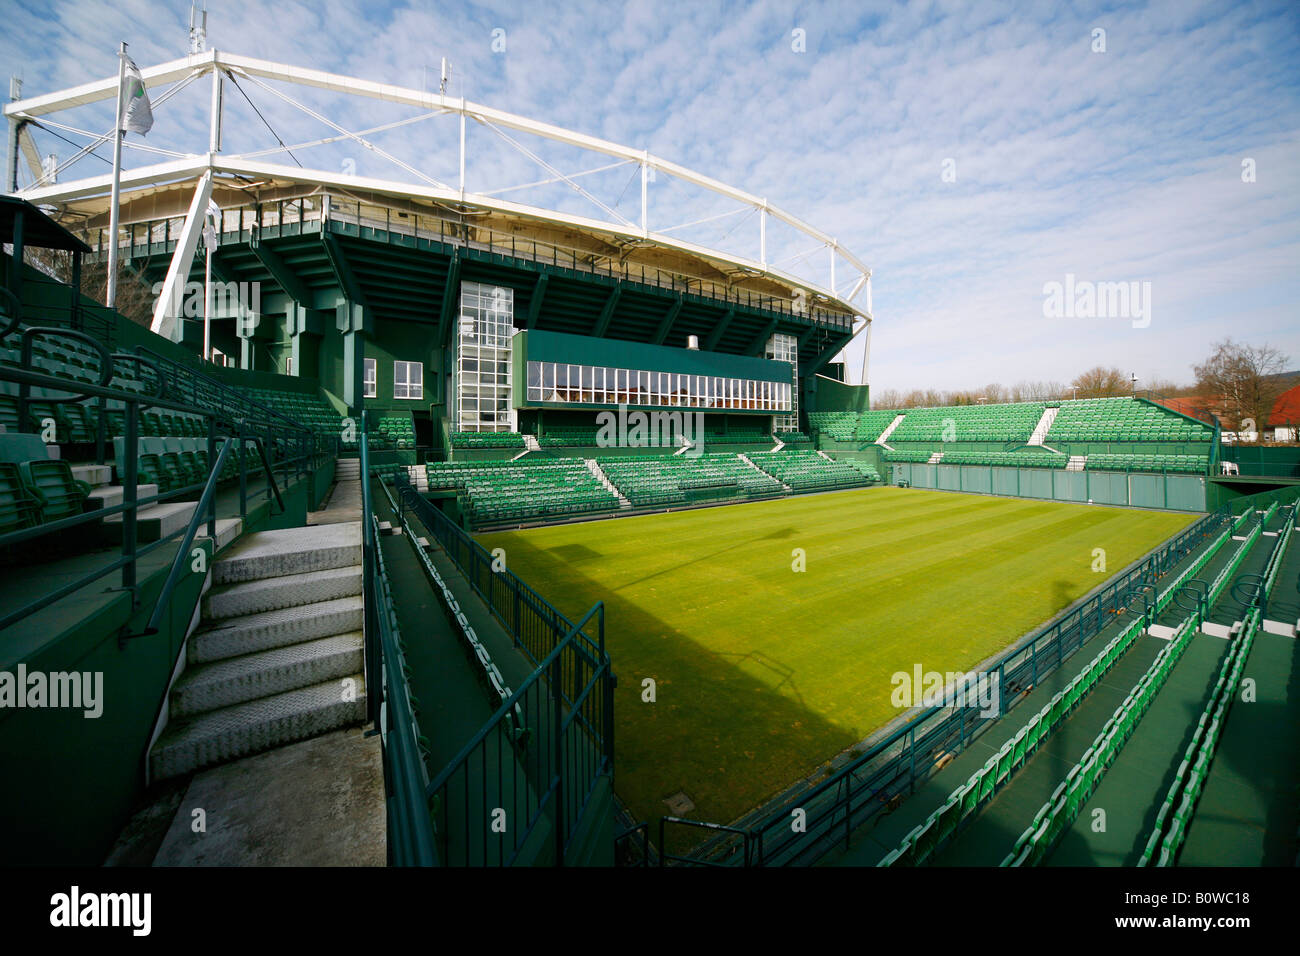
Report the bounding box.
[2,0,1297,394]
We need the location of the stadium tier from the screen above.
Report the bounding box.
[888,402,1047,443]
[425,458,620,523]
[1047,397,1213,443]
[746,449,874,489]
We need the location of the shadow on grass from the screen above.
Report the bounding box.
[484,529,860,842]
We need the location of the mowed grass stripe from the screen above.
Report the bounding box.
[478,487,1195,829]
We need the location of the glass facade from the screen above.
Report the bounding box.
[766,333,799,431]
[525,360,791,411]
[456,282,515,431]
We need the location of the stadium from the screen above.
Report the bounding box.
[1,28,1298,877]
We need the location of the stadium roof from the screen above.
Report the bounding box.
[4,49,872,328]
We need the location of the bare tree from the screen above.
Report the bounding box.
[23,245,156,328]
[1193,339,1291,431]
[1071,366,1131,398]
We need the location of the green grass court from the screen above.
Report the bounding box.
[478,487,1196,829]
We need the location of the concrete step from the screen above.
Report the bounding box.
[171,633,364,717]
[86,483,159,511]
[199,518,244,552]
[71,464,113,487]
[189,595,365,664]
[203,564,362,619]
[150,675,367,780]
[212,523,361,584]
[105,501,198,543]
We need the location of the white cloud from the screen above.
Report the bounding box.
[3,0,1297,392]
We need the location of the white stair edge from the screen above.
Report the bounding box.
[876,413,906,445]
[1146,624,1178,641]
[1261,619,1297,638]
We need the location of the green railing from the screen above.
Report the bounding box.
[421,601,612,866]
[388,469,615,865]
[360,425,439,865]
[0,343,329,631]
[660,499,1241,866]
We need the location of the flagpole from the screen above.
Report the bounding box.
[106,42,126,309]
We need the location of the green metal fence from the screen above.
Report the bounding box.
[659,489,1300,866]
[391,470,615,865]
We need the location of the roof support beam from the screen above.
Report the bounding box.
[702,306,735,351]
[591,285,621,338]
[809,337,850,374]
[321,232,366,305]
[250,240,311,306]
[745,316,781,356]
[437,250,460,346]
[526,272,548,329]
[151,171,213,342]
[651,297,683,347]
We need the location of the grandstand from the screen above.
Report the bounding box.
[2,47,1298,876]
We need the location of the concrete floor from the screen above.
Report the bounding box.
[151,727,386,866]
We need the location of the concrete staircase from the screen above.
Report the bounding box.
[876,413,906,447]
[335,458,360,482]
[927,451,944,464]
[585,459,631,509]
[1066,454,1088,472]
[1028,406,1059,446]
[149,522,366,781]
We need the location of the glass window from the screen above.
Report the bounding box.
[363,358,377,399]
[394,361,423,400]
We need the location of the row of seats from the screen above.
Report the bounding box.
[449,431,525,449]
[883,612,1151,866]
[1048,397,1212,443]
[1139,607,1260,866]
[883,448,935,463]
[1004,615,1201,866]
[375,414,415,449]
[113,436,268,493]
[424,459,620,524]
[746,450,873,490]
[937,450,1067,469]
[598,454,782,507]
[407,524,527,741]
[0,433,90,533]
[776,431,812,444]
[890,403,1046,443]
[808,410,899,442]
[1085,453,1207,473]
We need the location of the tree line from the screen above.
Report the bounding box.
[871,340,1294,431]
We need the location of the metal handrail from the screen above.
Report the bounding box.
[0,358,332,632]
[120,437,234,641]
[359,417,439,864]
[665,498,1253,866]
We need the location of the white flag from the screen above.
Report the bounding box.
[121,57,154,136]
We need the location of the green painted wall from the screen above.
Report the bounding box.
[891,462,1207,512]
[808,373,870,414]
